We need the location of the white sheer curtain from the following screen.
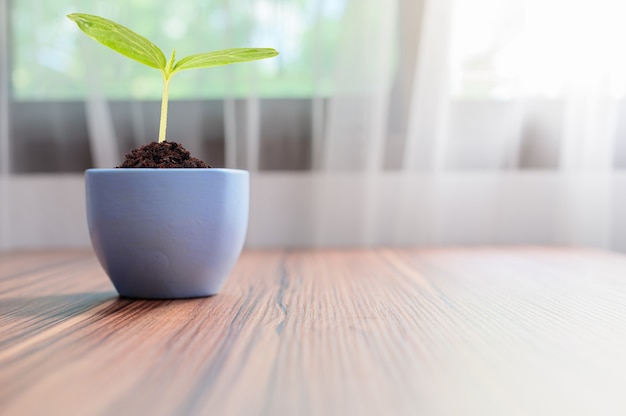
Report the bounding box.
[241,0,626,248]
[2,0,626,249]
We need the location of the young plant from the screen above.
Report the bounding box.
[67,13,278,143]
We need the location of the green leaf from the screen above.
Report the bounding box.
[67,13,166,70]
[173,48,279,73]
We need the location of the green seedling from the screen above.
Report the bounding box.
[67,13,278,143]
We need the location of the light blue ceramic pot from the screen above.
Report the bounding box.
[85,168,249,299]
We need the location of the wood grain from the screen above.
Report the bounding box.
[2,247,626,415]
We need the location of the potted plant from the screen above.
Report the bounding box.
[68,13,278,299]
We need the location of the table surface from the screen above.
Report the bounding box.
[2,247,626,416]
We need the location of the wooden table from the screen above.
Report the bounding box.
[2,248,626,415]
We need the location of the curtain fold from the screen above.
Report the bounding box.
[0,0,11,250]
[82,37,120,169]
[402,0,452,172]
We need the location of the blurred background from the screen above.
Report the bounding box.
[2,0,626,250]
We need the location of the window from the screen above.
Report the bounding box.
[450,0,626,100]
[5,0,350,173]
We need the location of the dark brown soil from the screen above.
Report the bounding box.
[118,141,210,168]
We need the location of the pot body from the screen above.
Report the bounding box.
[85,168,249,299]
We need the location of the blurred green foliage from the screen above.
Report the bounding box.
[11,0,345,100]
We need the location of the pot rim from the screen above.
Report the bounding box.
[85,168,248,174]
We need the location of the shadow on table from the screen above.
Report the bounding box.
[0,292,120,319]
[0,291,214,320]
